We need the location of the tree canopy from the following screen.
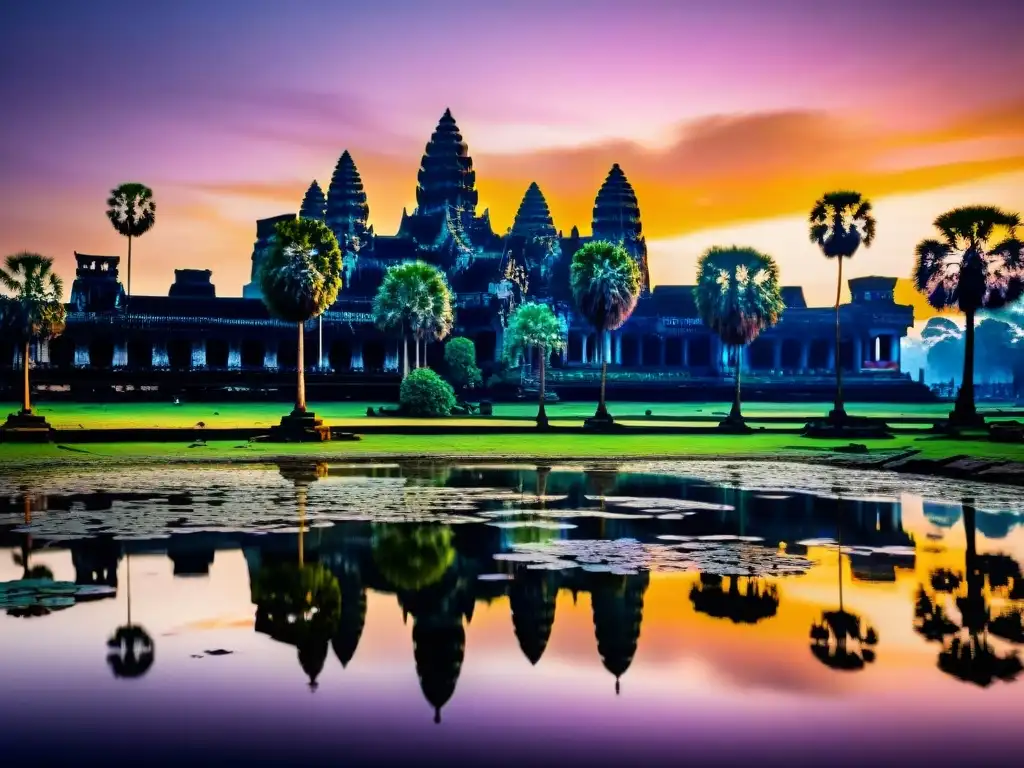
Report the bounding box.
[259,217,343,323]
[693,246,784,347]
[808,190,876,259]
[913,205,1024,314]
[372,524,455,592]
[373,260,454,342]
[570,240,642,332]
[0,252,66,342]
[503,301,566,363]
[443,336,482,390]
[105,182,156,239]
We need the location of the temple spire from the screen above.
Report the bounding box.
[592,163,649,291]
[325,150,370,249]
[415,109,477,217]
[299,180,326,221]
[510,182,557,240]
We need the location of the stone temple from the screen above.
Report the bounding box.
[0,108,923,403]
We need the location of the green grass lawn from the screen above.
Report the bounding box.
[4,399,1019,430]
[2,432,1023,469]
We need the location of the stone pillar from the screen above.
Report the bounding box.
[384,341,399,372]
[191,340,207,370]
[228,342,242,370]
[772,338,783,371]
[581,334,589,365]
[35,340,50,365]
[113,341,128,368]
[560,342,567,366]
[263,342,278,370]
[351,341,365,371]
[799,340,810,373]
[74,343,90,368]
[682,337,690,368]
[892,334,901,366]
[494,327,504,363]
[603,332,612,365]
[659,337,667,367]
[614,333,622,365]
[152,341,169,368]
[853,337,863,372]
[13,346,22,367]
[826,340,836,372]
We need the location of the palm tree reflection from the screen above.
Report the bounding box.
[913,500,1022,686]
[809,496,879,671]
[106,552,155,679]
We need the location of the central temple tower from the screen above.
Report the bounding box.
[415,108,478,217]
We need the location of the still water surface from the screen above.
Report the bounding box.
[2,461,1023,766]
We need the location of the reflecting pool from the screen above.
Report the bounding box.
[2,461,1023,766]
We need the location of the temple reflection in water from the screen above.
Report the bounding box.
[2,463,1023,724]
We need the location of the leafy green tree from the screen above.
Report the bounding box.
[570,241,642,423]
[259,218,343,414]
[503,301,567,427]
[0,253,66,417]
[105,182,156,299]
[400,367,457,417]
[693,246,784,428]
[374,261,454,377]
[443,336,482,394]
[913,206,1023,426]
[808,191,877,420]
[372,524,455,592]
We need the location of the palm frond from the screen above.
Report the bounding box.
[693,246,784,347]
[914,207,1024,313]
[0,252,67,341]
[106,182,157,238]
[569,240,642,332]
[259,219,343,322]
[807,190,875,259]
[503,301,566,363]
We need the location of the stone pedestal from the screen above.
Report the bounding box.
[1,411,53,442]
[267,409,331,442]
[717,412,754,434]
[803,411,892,439]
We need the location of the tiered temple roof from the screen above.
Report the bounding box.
[415,108,478,217]
[325,150,371,249]
[592,164,649,292]
[299,180,326,221]
[510,182,557,240]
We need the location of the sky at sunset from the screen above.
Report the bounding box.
[3,0,1024,325]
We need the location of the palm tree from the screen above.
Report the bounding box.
[808,191,877,421]
[373,261,454,377]
[912,206,1024,427]
[503,302,567,427]
[105,182,156,300]
[0,253,66,424]
[569,240,642,426]
[693,246,784,430]
[260,218,343,436]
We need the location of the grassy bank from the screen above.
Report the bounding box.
[2,432,1023,470]
[4,400,1020,431]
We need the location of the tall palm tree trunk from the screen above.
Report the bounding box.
[954,309,978,424]
[595,330,610,419]
[296,322,306,412]
[126,234,133,300]
[832,257,846,419]
[729,345,743,421]
[537,346,548,428]
[402,332,409,379]
[22,339,31,414]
